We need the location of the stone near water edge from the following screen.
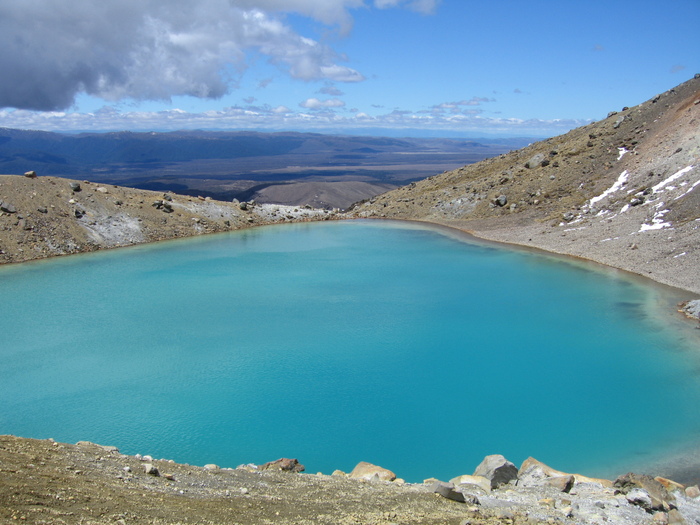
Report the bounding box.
[69,182,81,192]
[679,300,700,321]
[259,458,305,473]
[203,464,220,471]
[349,461,396,482]
[614,472,675,512]
[655,477,686,494]
[449,474,491,493]
[24,171,37,178]
[473,454,518,489]
[685,485,700,499]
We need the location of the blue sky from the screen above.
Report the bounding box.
[0,0,698,137]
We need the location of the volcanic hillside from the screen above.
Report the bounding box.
[348,76,700,294]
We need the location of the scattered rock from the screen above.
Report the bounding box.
[473,454,518,489]
[614,472,675,511]
[679,300,700,321]
[449,474,491,493]
[143,463,160,476]
[203,464,220,471]
[349,461,396,482]
[685,485,700,499]
[259,458,305,473]
[525,153,545,169]
[430,481,473,503]
[69,182,81,192]
[24,171,37,178]
[0,200,16,213]
[494,195,507,207]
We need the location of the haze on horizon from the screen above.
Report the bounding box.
[0,0,698,137]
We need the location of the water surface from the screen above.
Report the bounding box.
[2,220,699,482]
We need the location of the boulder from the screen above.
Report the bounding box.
[518,457,613,488]
[449,474,491,493]
[69,182,81,192]
[349,461,396,482]
[494,195,507,207]
[259,458,305,473]
[24,170,37,178]
[525,153,545,169]
[614,472,675,512]
[473,454,518,489]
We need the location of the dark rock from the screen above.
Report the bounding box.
[630,197,644,206]
[563,212,575,222]
[70,182,81,192]
[259,458,305,473]
[495,195,508,207]
[473,455,518,489]
[608,111,618,117]
[37,206,48,213]
[239,202,248,211]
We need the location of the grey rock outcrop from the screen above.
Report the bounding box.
[473,454,518,489]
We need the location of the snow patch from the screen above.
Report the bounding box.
[639,208,671,232]
[652,165,694,193]
[589,171,628,206]
[617,147,628,160]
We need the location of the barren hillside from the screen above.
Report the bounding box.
[348,75,700,295]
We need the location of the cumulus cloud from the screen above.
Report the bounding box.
[0,0,373,111]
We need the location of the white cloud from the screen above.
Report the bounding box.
[0,104,589,136]
[299,98,346,109]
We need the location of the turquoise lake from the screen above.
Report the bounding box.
[2,219,700,482]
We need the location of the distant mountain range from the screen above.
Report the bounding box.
[0,129,532,208]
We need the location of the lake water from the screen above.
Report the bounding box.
[2,219,700,482]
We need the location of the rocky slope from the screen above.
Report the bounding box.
[0,175,337,264]
[348,75,700,296]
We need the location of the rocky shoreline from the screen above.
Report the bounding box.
[2,435,700,524]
